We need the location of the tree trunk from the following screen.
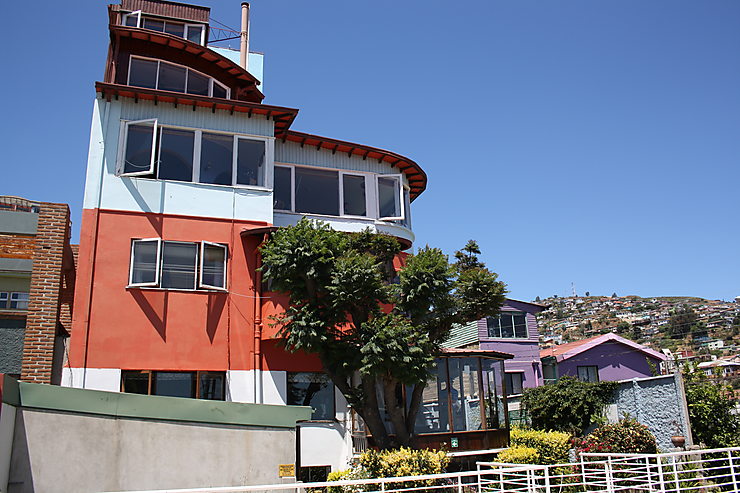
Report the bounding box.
[405,381,426,439]
[383,378,410,446]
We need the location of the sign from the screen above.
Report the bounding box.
[278,464,296,477]
[450,437,459,448]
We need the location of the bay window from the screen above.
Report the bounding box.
[118,120,270,189]
[128,56,229,98]
[128,239,227,290]
[274,164,406,223]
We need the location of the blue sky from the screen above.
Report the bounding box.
[2,1,739,302]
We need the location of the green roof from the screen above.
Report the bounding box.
[2,376,311,429]
[443,320,480,348]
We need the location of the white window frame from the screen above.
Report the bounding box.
[233,136,271,189]
[128,56,231,99]
[159,240,199,291]
[376,174,405,221]
[0,292,8,309]
[123,10,142,28]
[339,171,371,218]
[185,24,206,45]
[199,241,228,290]
[505,372,524,396]
[128,238,162,287]
[119,119,158,177]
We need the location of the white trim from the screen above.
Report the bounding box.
[199,241,228,290]
[338,171,369,218]
[185,23,206,46]
[376,174,404,221]
[119,119,158,177]
[123,10,142,28]
[128,238,161,287]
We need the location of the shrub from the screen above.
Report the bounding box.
[510,428,571,465]
[522,376,618,435]
[358,447,449,478]
[498,446,540,464]
[579,417,657,454]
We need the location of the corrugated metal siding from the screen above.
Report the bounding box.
[121,0,209,22]
[443,321,480,349]
[119,99,274,137]
[275,141,409,184]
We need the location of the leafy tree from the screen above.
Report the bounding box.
[522,376,618,435]
[260,220,506,448]
[683,366,740,448]
[616,321,630,334]
[585,291,590,297]
[535,296,541,302]
[611,292,618,298]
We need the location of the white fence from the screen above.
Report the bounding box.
[103,447,740,493]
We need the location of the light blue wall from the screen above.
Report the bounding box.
[209,48,264,92]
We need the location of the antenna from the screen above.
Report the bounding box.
[571,282,576,298]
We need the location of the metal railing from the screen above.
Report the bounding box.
[102,447,740,493]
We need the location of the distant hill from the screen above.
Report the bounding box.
[534,295,740,356]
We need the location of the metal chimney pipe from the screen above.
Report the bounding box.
[240,2,250,70]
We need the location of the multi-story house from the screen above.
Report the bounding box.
[444,299,547,395]
[63,0,512,474]
[0,196,76,384]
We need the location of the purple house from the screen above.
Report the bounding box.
[540,332,667,383]
[444,299,546,396]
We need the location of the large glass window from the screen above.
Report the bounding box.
[129,239,227,291]
[413,357,507,434]
[121,370,225,400]
[342,174,367,216]
[3,292,30,310]
[287,372,335,420]
[160,242,198,289]
[295,168,339,216]
[200,133,233,186]
[119,121,269,189]
[273,166,292,211]
[128,57,229,98]
[157,128,194,182]
[276,166,409,223]
[236,138,266,186]
[487,312,528,339]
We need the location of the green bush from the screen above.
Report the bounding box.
[522,376,618,435]
[498,446,540,464]
[510,428,571,465]
[579,417,657,454]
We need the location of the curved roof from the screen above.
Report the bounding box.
[282,131,427,200]
[110,25,264,103]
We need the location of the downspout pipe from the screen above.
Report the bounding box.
[253,232,267,403]
[239,2,250,71]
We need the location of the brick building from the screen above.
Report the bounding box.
[0,196,76,384]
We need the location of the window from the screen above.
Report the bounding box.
[287,372,335,420]
[487,312,528,339]
[118,120,270,189]
[274,164,406,223]
[128,56,229,98]
[128,239,227,290]
[123,12,206,45]
[577,366,599,383]
[377,175,403,220]
[0,292,7,308]
[9,292,29,310]
[121,370,225,400]
[505,372,524,396]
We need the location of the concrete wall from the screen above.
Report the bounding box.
[9,408,297,493]
[608,373,693,452]
[0,321,25,376]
